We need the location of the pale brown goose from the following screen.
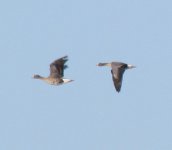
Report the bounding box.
[33,56,73,85]
[97,61,135,92]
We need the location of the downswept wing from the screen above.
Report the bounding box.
[49,56,68,78]
[111,63,127,92]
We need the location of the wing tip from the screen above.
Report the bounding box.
[62,55,68,60]
[116,89,121,93]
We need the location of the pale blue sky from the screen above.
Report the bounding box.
[0,0,172,150]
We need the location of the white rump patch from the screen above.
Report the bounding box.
[127,64,136,69]
[62,78,73,83]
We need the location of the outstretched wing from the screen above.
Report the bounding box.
[111,63,127,92]
[49,56,68,78]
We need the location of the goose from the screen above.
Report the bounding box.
[97,61,135,92]
[33,56,73,85]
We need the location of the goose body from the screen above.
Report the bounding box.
[97,61,135,92]
[33,56,73,85]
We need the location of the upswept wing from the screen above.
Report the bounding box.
[49,56,68,78]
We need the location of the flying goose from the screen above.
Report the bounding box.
[33,56,73,85]
[97,61,135,92]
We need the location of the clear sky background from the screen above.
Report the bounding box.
[0,0,172,150]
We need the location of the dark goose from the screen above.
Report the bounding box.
[33,56,73,85]
[97,61,135,92]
